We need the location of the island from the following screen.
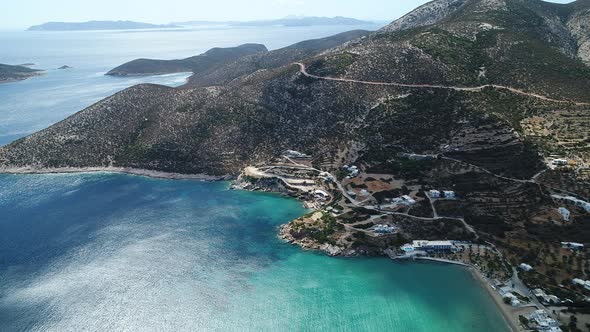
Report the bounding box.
[0,63,43,83]
[173,16,374,27]
[27,20,180,31]
[3,0,590,331]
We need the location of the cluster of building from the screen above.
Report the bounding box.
[525,310,562,332]
[342,165,359,178]
[499,287,523,306]
[284,150,309,159]
[532,289,560,305]
[572,278,590,291]
[374,224,396,234]
[401,240,457,253]
[553,195,590,213]
[428,190,456,199]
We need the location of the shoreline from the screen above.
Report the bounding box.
[0,166,233,181]
[469,265,528,332]
[394,256,523,331]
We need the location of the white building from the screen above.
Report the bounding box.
[528,310,560,330]
[561,242,584,250]
[552,159,568,166]
[443,191,456,199]
[520,263,533,272]
[552,195,590,213]
[401,195,416,205]
[572,278,590,291]
[343,165,359,177]
[429,190,441,198]
[284,150,309,159]
[412,240,454,252]
[558,207,571,221]
[374,224,395,234]
[314,190,330,201]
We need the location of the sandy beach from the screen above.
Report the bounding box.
[469,267,535,332]
[0,166,233,181]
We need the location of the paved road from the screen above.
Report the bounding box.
[294,62,589,106]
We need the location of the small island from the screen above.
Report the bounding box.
[27,20,180,31]
[0,63,43,83]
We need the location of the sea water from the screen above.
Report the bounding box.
[0,173,509,331]
[1,24,509,331]
[0,24,380,145]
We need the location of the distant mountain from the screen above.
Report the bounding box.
[27,21,180,31]
[0,64,42,83]
[173,16,373,27]
[106,44,268,77]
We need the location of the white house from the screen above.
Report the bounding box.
[528,310,560,329]
[429,190,441,198]
[520,263,533,272]
[401,195,416,205]
[552,195,590,213]
[443,191,456,199]
[561,242,584,250]
[552,159,568,166]
[284,150,309,159]
[558,207,571,221]
[314,190,330,201]
[374,224,395,234]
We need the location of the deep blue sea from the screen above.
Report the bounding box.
[0,25,509,331]
[0,173,509,331]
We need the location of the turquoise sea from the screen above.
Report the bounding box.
[1,24,509,331]
[0,173,509,331]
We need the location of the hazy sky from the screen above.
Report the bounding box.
[0,0,576,29]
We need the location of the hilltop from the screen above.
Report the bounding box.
[106,44,268,77]
[27,20,179,31]
[2,0,590,318]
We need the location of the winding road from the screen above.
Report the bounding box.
[294,62,589,106]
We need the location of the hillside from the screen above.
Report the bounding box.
[2,0,590,304]
[106,44,268,77]
[185,30,371,87]
[27,21,179,31]
[0,64,42,83]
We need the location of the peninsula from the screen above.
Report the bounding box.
[3,0,590,330]
[0,63,43,83]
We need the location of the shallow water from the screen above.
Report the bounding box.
[0,173,509,331]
